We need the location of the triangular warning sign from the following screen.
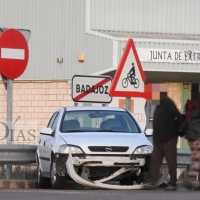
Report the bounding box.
[109,38,151,99]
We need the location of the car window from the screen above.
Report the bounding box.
[52,112,60,131]
[60,110,141,133]
[47,112,58,128]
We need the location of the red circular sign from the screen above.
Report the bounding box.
[0,28,29,79]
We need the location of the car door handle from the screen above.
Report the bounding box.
[44,141,46,146]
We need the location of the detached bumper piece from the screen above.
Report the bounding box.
[67,153,165,190]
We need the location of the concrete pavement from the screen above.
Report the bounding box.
[0,179,187,189]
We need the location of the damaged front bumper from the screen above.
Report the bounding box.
[66,153,167,190]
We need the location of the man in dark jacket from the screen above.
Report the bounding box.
[147,83,181,191]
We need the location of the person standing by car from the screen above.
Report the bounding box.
[146,83,181,191]
[184,100,200,191]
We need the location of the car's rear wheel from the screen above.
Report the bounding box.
[36,162,50,189]
[50,155,68,189]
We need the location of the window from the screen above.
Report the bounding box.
[52,112,60,131]
[61,110,141,133]
[47,112,58,129]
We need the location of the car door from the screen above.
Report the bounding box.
[39,111,59,173]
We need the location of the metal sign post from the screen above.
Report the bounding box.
[6,79,13,179]
[125,97,131,111]
[0,28,31,180]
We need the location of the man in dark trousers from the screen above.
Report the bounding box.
[147,83,181,191]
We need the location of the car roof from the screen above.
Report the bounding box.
[63,106,127,112]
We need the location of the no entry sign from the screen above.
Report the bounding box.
[72,75,112,103]
[0,28,29,79]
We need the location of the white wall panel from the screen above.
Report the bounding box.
[0,0,113,80]
[118,40,200,72]
[1,0,200,81]
[91,0,200,35]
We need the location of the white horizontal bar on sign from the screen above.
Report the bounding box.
[1,48,25,60]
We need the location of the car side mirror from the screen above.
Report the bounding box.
[144,129,153,137]
[40,127,53,136]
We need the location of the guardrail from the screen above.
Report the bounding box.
[0,145,192,184]
[0,144,191,166]
[162,148,191,166]
[0,144,37,164]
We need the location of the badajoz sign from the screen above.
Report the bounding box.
[72,75,112,103]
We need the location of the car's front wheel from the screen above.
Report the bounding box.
[50,155,68,189]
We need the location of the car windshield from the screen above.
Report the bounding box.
[60,110,141,133]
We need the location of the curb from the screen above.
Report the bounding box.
[0,180,36,189]
[0,180,186,189]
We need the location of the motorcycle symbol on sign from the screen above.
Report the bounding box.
[122,63,140,88]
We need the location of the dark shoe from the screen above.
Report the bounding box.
[143,183,157,190]
[164,185,177,191]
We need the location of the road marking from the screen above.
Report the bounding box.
[1,48,25,59]
[73,77,110,101]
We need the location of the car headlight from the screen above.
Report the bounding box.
[133,145,153,154]
[59,145,83,154]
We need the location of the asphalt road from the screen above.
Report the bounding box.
[0,188,199,200]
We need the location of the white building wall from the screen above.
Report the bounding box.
[1,0,200,80]
[90,0,200,34]
[118,40,200,72]
[0,0,113,80]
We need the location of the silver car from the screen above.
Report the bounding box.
[36,106,168,189]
